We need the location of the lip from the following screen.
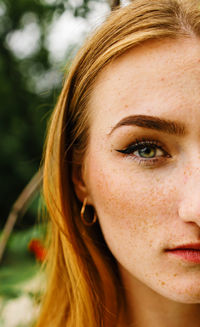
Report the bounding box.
[166,243,200,263]
[168,243,200,250]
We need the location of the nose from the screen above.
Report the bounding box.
[178,166,200,227]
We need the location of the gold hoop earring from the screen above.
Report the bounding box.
[81,198,97,226]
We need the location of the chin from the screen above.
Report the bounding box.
[156,281,200,304]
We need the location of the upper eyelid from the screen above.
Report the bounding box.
[130,138,165,148]
[116,139,167,153]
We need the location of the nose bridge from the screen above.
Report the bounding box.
[178,163,200,226]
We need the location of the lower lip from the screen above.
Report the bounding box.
[166,249,200,263]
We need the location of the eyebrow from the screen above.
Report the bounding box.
[108,114,187,136]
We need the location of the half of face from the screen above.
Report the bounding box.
[73,36,200,305]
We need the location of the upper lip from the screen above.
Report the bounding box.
[167,243,200,250]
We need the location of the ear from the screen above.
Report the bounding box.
[72,163,92,204]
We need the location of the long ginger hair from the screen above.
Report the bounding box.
[36,1,200,326]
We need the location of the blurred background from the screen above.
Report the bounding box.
[0,0,118,325]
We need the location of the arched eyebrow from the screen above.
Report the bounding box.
[108,114,187,136]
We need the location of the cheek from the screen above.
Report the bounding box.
[86,154,178,259]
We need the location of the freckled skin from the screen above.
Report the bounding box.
[80,37,200,325]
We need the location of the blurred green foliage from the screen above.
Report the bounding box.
[0,0,104,228]
[0,224,45,298]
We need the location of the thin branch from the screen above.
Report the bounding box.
[0,169,43,263]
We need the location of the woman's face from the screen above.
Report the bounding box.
[81,37,200,303]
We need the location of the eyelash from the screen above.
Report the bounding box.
[116,137,171,166]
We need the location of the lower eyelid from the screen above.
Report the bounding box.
[128,155,169,167]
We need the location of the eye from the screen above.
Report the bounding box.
[115,138,170,165]
[123,143,163,158]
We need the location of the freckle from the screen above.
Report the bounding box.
[124,104,128,108]
[173,274,177,277]
[161,77,165,81]
[161,281,165,285]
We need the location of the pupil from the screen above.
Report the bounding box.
[139,146,155,158]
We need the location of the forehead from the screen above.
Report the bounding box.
[88,37,200,133]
